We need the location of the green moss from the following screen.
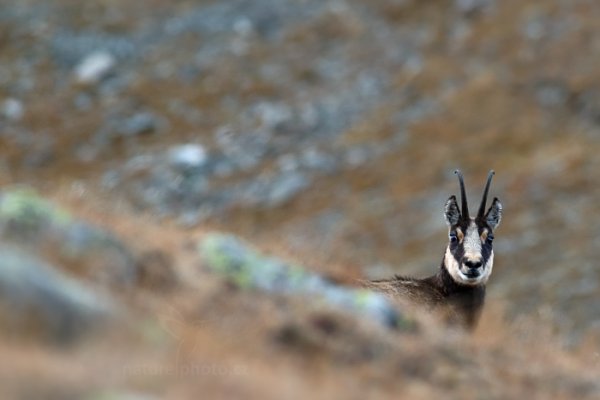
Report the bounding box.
[0,187,136,285]
[0,187,71,229]
[354,289,373,306]
[199,234,254,288]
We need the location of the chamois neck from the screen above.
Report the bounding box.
[435,257,486,328]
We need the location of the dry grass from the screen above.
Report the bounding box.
[2,191,599,399]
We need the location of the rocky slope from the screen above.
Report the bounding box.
[2,0,600,398]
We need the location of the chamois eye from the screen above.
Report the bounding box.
[486,234,494,244]
[449,233,458,243]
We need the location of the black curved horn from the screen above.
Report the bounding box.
[477,170,495,219]
[454,170,469,219]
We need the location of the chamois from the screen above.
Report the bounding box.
[366,170,502,329]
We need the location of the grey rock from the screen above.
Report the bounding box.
[0,188,138,286]
[266,172,311,207]
[51,32,137,66]
[299,103,320,131]
[233,17,254,36]
[167,144,208,172]
[535,81,568,107]
[240,171,311,208]
[161,0,321,38]
[300,148,338,173]
[74,51,116,84]
[74,93,94,111]
[124,154,155,174]
[573,89,600,125]
[215,129,269,171]
[254,101,293,130]
[1,98,24,121]
[522,13,546,41]
[455,0,495,15]
[62,221,138,285]
[277,153,300,172]
[117,112,163,137]
[0,246,115,343]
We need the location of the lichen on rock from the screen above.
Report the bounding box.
[199,233,411,329]
[0,187,137,286]
[0,187,72,235]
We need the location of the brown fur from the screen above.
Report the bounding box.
[365,263,486,329]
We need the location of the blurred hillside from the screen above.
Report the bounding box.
[1,0,600,398]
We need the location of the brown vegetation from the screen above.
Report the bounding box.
[2,0,600,398]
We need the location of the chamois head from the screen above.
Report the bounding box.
[443,170,502,286]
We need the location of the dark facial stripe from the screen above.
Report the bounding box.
[448,221,493,268]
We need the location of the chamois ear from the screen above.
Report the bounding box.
[485,197,502,230]
[444,195,461,227]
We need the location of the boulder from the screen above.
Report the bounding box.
[0,246,115,343]
[199,233,411,329]
[0,188,138,286]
